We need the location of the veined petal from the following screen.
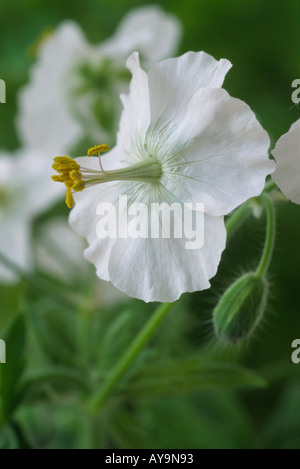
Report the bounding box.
[160,88,275,216]
[272,119,300,204]
[118,52,150,160]
[69,180,226,302]
[147,51,232,131]
[105,213,225,303]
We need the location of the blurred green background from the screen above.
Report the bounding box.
[0,0,300,449]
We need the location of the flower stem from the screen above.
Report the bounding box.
[263,179,277,193]
[88,301,175,413]
[255,193,276,278]
[225,201,250,236]
[225,179,277,237]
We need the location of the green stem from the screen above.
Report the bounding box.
[263,179,277,193]
[225,179,277,237]
[10,421,31,449]
[225,201,250,236]
[255,193,276,278]
[88,301,175,413]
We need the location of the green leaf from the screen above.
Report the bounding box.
[25,302,78,368]
[121,359,266,399]
[0,314,26,420]
[96,302,154,376]
[20,366,90,400]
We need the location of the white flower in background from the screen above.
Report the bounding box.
[0,149,63,283]
[35,217,127,306]
[53,51,275,303]
[98,6,182,64]
[17,6,182,155]
[272,119,300,204]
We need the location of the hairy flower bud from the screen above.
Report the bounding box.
[213,273,268,343]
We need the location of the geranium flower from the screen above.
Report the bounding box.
[272,119,300,204]
[53,51,275,302]
[0,149,63,283]
[17,6,181,155]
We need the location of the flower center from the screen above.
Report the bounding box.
[0,184,13,212]
[52,145,162,208]
[72,59,131,136]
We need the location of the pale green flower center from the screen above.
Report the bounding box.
[0,186,7,207]
[71,58,131,138]
[0,184,11,210]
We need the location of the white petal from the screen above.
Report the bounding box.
[117,52,150,158]
[69,181,226,302]
[0,148,63,218]
[18,149,64,215]
[0,148,65,282]
[159,88,275,216]
[272,119,300,204]
[100,5,181,64]
[17,21,90,154]
[147,51,232,131]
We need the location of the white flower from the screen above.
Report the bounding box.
[272,119,300,204]
[55,51,275,303]
[0,148,63,283]
[17,6,181,155]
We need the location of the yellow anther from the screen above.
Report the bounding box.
[51,175,62,182]
[73,181,86,192]
[70,170,82,182]
[52,148,108,208]
[52,156,83,208]
[52,156,80,172]
[65,186,75,209]
[87,144,109,156]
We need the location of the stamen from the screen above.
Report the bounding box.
[52,156,83,208]
[51,146,162,209]
[51,148,109,208]
[70,170,82,182]
[73,181,86,192]
[65,184,75,209]
[87,144,109,156]
[87,144,109,173]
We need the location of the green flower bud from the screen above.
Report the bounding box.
[213,273,268,343]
